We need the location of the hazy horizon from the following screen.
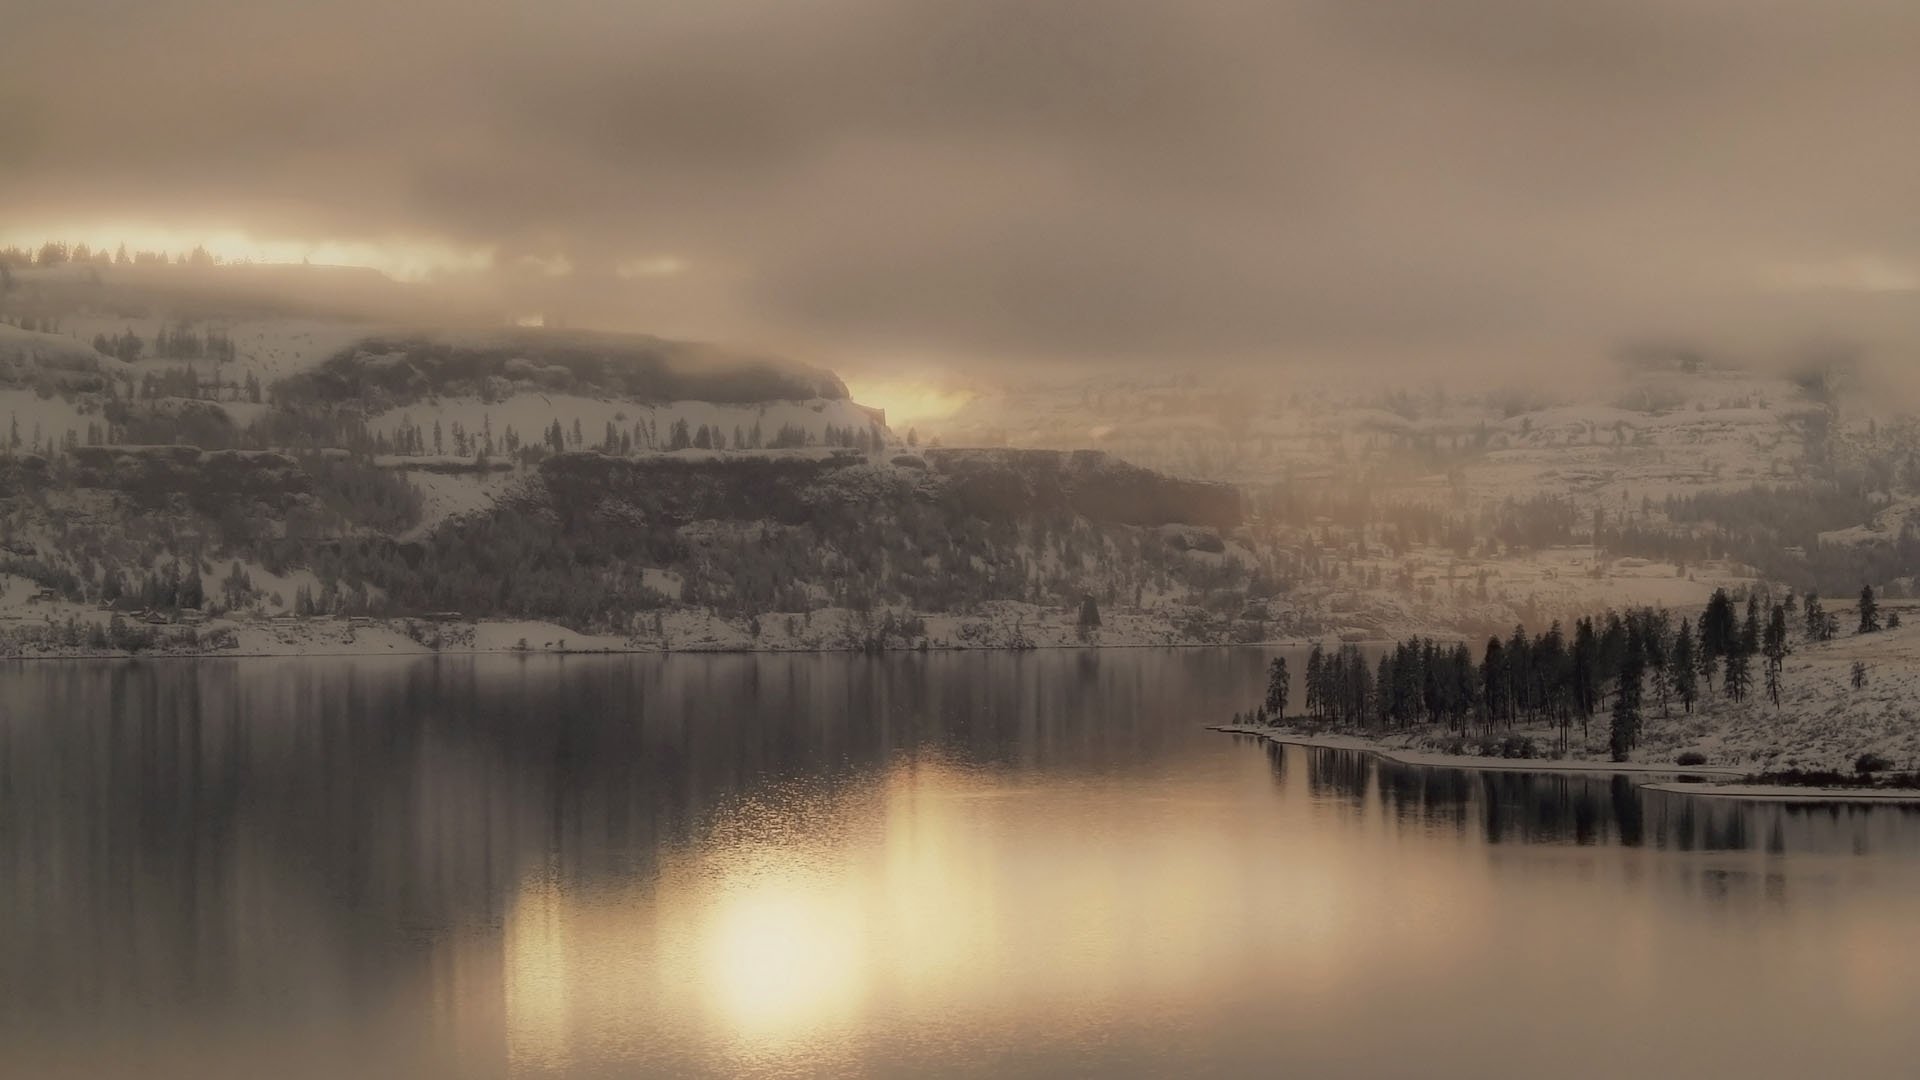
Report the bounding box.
[10,0,1920,382]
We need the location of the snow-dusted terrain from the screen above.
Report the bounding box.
[920,361,1834,509]
[4,260,1920,771]
[1219,607,1920,793]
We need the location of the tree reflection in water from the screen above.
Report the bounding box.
[1281,743,1920,856]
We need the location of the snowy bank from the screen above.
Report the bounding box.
[1215,725,1920,802]
[1211,724,1748,777]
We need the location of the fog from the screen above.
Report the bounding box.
[8,0,1920,377]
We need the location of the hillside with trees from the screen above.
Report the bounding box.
[1235,584,1920,775]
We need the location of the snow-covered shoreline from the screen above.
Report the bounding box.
[1212,724,1920,803]
[1210,724,1748,776]
[0,613,1356,663]
[1639,782,1920,804]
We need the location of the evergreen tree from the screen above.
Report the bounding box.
[1700,588,1737,668]
[1858,585,1881,634]
[1722,649,1752,702]
[1480,636,1507,727]
[1571,617,1599,736]
[1762,603,1791,708]
[1264,656,1289,719]
[1075,594,1101,643]
[1608,636,1644,761]
[1304,643,1325,720]
[1671,618,1698,714]
[1641,608,1672,716]
[1803,592,1825,641]
[179,564,203,610]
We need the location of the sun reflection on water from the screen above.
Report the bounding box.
[488,752,1485,1072]
[694,857,870,1043]
[502,876,573,1073]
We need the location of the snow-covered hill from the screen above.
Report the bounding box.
[923,362,1830,510]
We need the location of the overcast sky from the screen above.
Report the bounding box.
[8,0,1920,373]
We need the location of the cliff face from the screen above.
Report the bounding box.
[280,330,848,412]
[924,448,1242,529]
[533,447,1242,531]
[538,450,867,527]
[66,446,313,512]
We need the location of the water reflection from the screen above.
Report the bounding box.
[1,650,1919,1078]
[1285,742,1920,855]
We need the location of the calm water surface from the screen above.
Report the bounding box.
[3,649,1919,1078]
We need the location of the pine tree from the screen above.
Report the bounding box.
[1671,618,1698,714]
[1264,656,1290,720]
[1723,649,1751,702]
[179,563,204,610]
[1858,585,1881,634]
[1761,603,1790,708]
[1608,642,1644,761]
[1572,617,1599,723]
[1480,636,1507,727]
[1076,594,1101,641]
[1700,588,1737,667]
[1696,618,1719,690]
[1305,643,1325,721]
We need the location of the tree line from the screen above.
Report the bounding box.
[1248,584,1894,760]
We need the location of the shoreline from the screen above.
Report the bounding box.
[1210,724,1748,777]
[1212,724,1920,803]
[1639,782,1920,804]
[0,635,1347,664]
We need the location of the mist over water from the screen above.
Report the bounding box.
[1,650,1916,1077]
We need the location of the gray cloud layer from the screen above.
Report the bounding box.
[7,0,1920,369]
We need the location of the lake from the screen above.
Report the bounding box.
[3,648,1918,1077]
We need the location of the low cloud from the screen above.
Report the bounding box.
[8,0,1920,372]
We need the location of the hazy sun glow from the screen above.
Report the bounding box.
[1763,255,1920,294]
[843,377,976,429]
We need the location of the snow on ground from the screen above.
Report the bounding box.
[1819,496,1920,547]
[1640,782,1920,803]
[0,575,114,632]
[385,466,526,539]
[225,621,429,656]
[1688,618,1920,773]
[465,620,628,652]
[56,315,375,385]
[920,364,1822,514]
[1211,726,1747,776]
[0,321,123,370]
[0,595,1285,660]
[1217,725,1920,802]
[1225,615,1920,792]
[1288,544,1750,642]
[0,388,96,452]
[229,563,324,613]
[366,393,887,453]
